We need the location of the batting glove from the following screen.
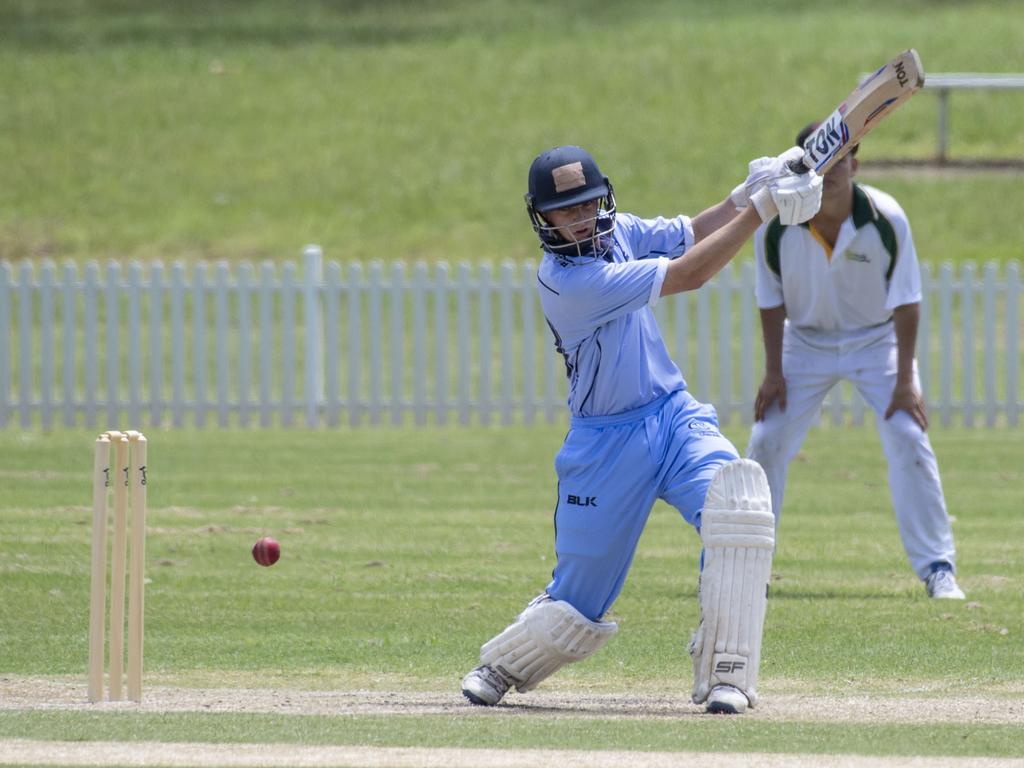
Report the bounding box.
[730,146,806,210]
[750,170,823,226]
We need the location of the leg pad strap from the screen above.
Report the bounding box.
[481,594,618,692]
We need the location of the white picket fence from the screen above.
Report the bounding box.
[0,247,1020,430]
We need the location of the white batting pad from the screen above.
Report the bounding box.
[480,594,618,693]
[690,458,775,707]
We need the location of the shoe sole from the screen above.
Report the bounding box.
[462,689,496,706]
[706,686,748,715]
[706,700,745,714]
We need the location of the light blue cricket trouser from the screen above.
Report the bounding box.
[546,389,738,621]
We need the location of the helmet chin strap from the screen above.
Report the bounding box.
[535,198,616,263]
[543,230,602,263]
[553,231,611,263]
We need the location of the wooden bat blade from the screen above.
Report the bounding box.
[793,49,924,174]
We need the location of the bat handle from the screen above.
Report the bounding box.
[787,157,811,174]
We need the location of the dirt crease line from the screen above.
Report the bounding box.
[3,741,1024,768]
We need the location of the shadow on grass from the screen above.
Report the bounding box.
[768,588,910,600]
[479,699,704,719]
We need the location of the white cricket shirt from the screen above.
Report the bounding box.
[753,183,921,347]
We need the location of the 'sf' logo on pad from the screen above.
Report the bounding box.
[552,162,586,192]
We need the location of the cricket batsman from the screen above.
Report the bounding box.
[461,144,823,714]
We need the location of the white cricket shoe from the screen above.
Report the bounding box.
[925,567,966,600]
[706,684,748,714]
[462,665,512,706]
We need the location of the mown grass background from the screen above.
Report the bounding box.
[2,0,1023,762]
[1,426,1022,757]
[2,0,1023,266]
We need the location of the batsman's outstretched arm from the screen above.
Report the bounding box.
[694,146,807,243]
[691,197,743,243]
[661,207,761,296]
[661,168,823,297]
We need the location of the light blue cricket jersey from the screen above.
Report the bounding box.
[536,212,695,418]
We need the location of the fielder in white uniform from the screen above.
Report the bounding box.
[746,123,965,600]
[460,144,823,714]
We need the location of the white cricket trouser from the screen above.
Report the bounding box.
[746,327,957,580]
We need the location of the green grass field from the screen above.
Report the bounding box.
[3,2,1024,766]
[1,425,1022,762]
[2,0,1023,266]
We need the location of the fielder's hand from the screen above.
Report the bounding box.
[885,381,929,431]
[730,146,806,210]
[750,169,823,226]
[754,371,787,421]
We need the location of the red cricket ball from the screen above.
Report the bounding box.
[252,536,281,567]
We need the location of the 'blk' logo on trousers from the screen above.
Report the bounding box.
[567,495,597,507]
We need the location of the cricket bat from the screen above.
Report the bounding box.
[789,49,925,174]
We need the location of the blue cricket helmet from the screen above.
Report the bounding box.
[525,145,616,260]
